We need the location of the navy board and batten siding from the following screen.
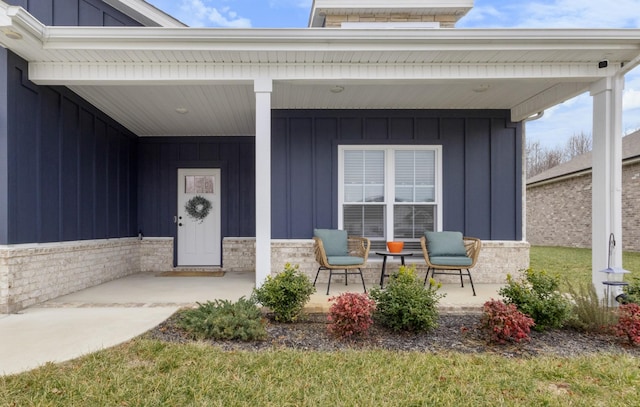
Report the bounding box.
[0,0,145,245]
[0,50,138,244]
[4,0,143,27]
[136,137,256,240]
[271,110,523,241]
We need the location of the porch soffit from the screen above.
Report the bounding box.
[2,4,640,136]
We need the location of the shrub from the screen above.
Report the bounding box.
[481,299,535,344]
[177,297,267,341]
[252,263,316,322]
[614,303,640,345]
[327,292,376,339]
[499,268,571,331]
[369,265,444,332]
[564,280,618,332]
[622,276,640,304]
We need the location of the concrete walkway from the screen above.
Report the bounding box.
[0,271,502,376]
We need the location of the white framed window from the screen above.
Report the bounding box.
[338,145,443,250]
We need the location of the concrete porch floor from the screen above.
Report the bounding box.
[0,271,503,376]
[34,270,502,313]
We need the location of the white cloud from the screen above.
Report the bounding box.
[527,94,594,148]
[460,0,640,28]
[516,0,640,28]
[178,0,251,28]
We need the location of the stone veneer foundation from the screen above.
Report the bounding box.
[1,236,529,313]
[0,237,173,314]
[223,238,530,285]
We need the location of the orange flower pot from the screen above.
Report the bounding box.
[387,241,404,253]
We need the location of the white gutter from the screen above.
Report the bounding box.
[40,27,640,44]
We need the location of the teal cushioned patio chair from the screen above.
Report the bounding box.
[420,231,481,296]
[313,229,370,295]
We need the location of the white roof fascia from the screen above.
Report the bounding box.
[511,83,591,122]
[36,26,640,49]
[102,0,186,27]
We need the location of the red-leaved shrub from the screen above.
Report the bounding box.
[481,299,535,344]
[614,303,640,345]
[327,292,376,339]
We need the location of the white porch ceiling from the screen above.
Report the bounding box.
[2,3,640,137]
[70,78,583,137]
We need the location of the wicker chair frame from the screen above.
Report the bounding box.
[313,236,370,295]
[420,235,481,296]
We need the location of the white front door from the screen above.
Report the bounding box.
[177,168,221,266]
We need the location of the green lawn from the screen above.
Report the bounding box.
[530,246,640,290]
[1,341,638,406]
[1,246,639,406]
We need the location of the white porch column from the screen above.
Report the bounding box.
[590,75,624,298]
[254,78,272,287]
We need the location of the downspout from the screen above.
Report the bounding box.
[521,111,545,243]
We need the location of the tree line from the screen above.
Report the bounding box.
[526,132,592,178]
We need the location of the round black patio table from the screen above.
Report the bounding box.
[375,250,414,288]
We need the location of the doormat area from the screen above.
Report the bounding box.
[158,270,225,277]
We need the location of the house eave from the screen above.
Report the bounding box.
[527,156,640,188]
[3,5,640,136]
[35,26,640,47]
[2,5,640,56]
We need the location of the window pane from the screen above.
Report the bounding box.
[344,186,363,203]
[344,150,384,203]
[344,150,363,184]
[365,151,384,185]
[395,186,413,203]
[393,205,435,239]
[395,150,435,203]
[343,205,385,238]
[415,186,434,202]
[416,150,435,202]
[364,185,384,202]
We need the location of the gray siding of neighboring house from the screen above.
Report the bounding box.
[527,161,640,252]
[272,109,523,241]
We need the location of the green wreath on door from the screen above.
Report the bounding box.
[184,195,212,223]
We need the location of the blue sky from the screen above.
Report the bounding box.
[146,0,640,148]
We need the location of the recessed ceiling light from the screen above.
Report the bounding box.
[473,84,490,93]
[175,107,189,114]
[330,85,344,94]
[3,30,22,40]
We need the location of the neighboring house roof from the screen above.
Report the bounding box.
[527,129,640,185]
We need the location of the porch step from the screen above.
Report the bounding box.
[158,267,224,277]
